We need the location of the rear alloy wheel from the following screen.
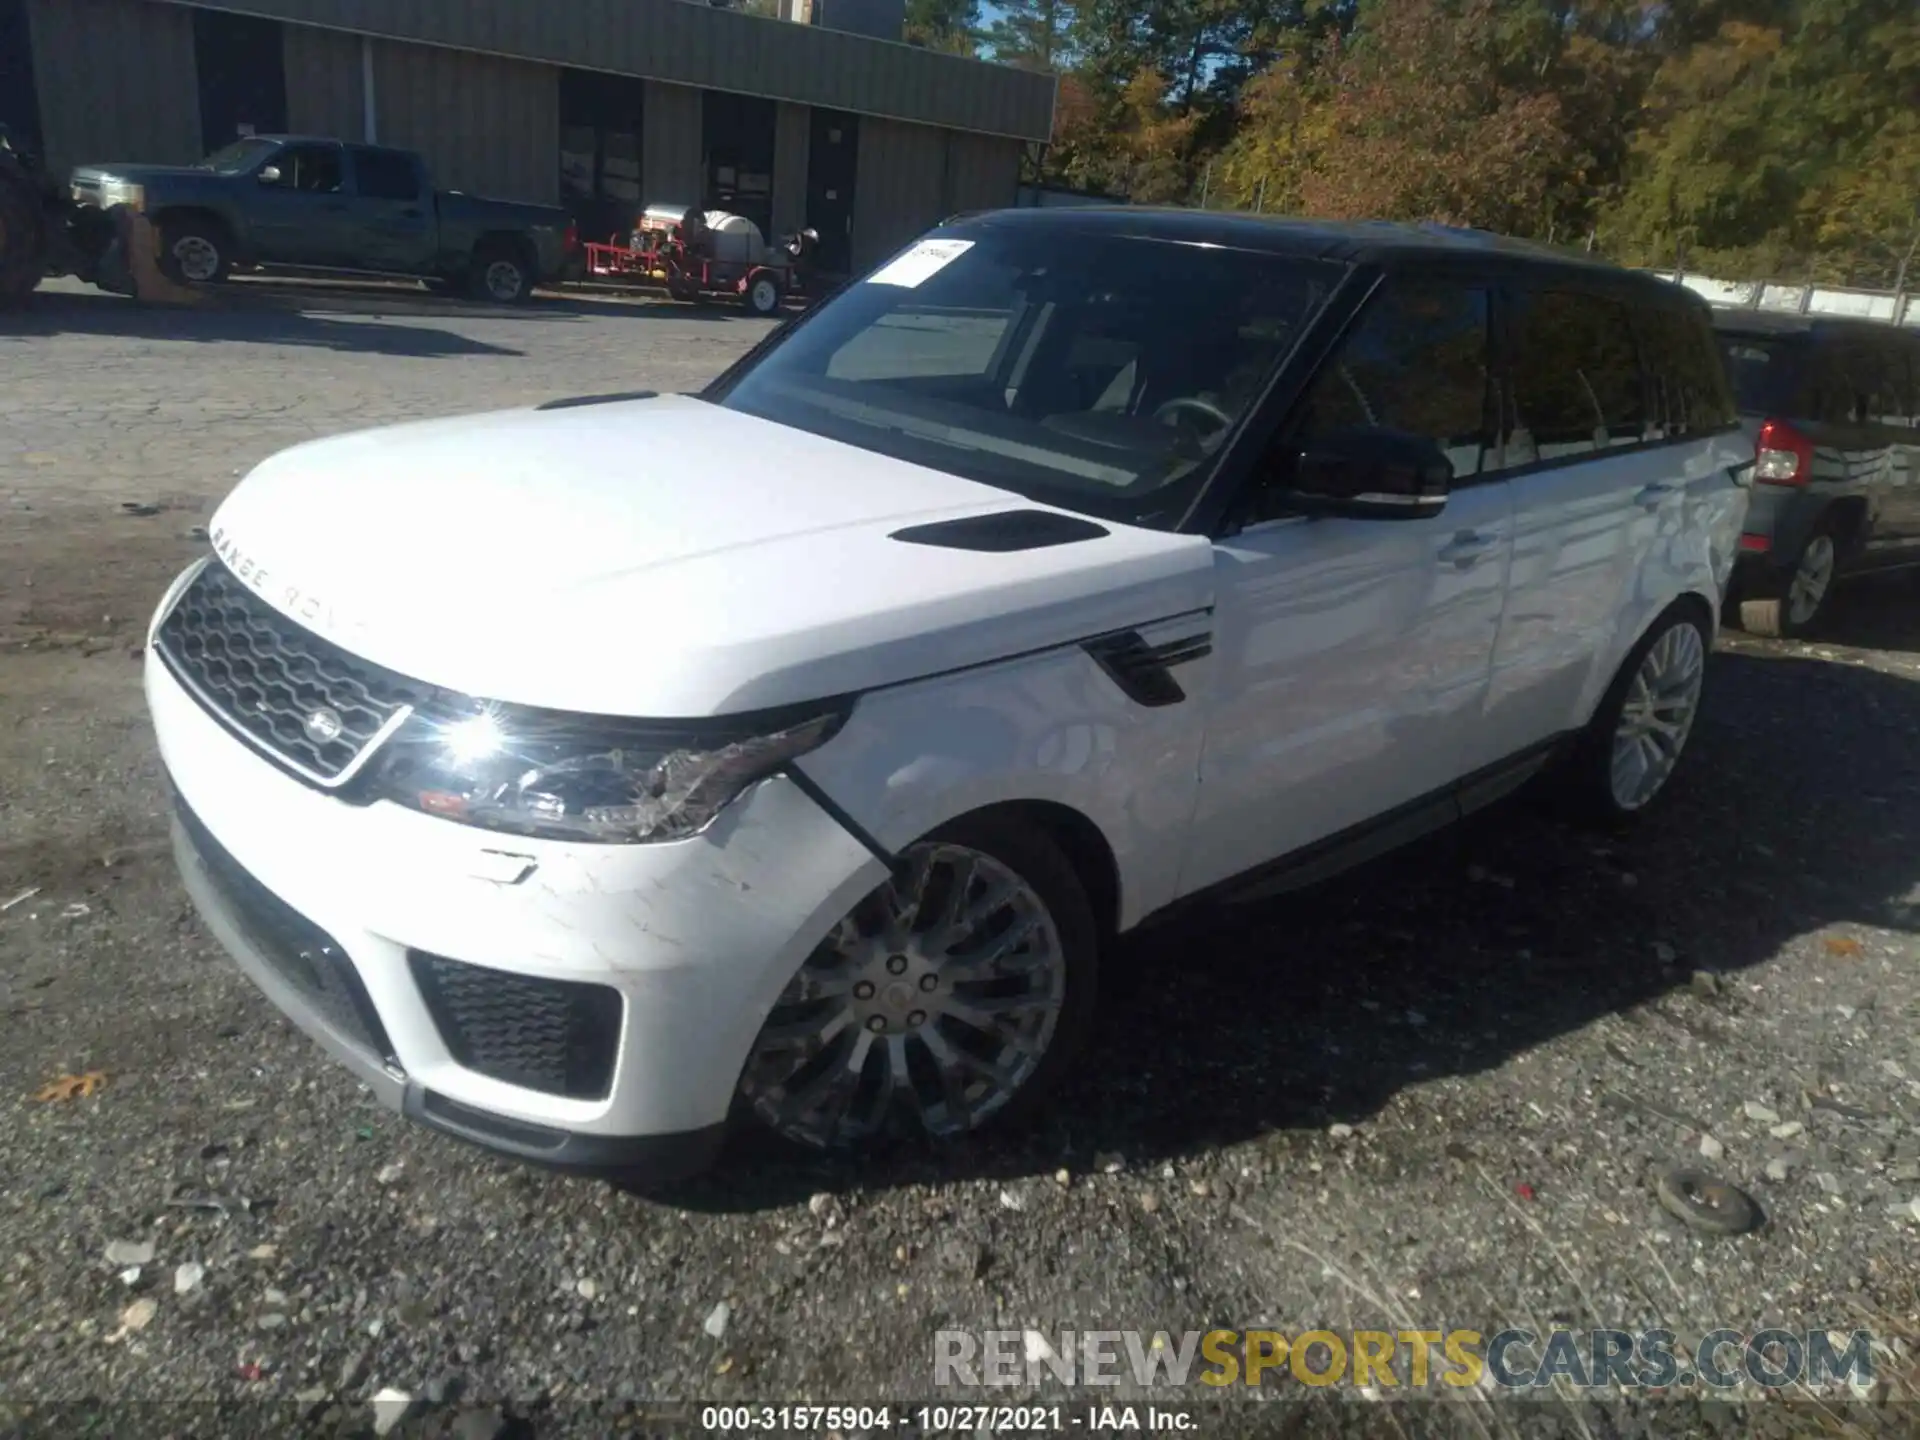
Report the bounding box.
[1738,531,1836,638]
[738,821,1096,1150]
[1558,606,1709,823]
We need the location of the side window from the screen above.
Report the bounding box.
[350,147,421,201]
[1294,280,1491,481]
[265,144,344,195]
[1866,337,1910,426]
[1640,305,1736,436]
[1508,291,1647,463]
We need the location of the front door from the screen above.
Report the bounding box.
[1179,278,1513,895]
[250,142,353,266]
[344,146,436,274]
[806,109,859,279]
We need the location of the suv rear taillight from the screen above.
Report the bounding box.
[1754,418,1813,485]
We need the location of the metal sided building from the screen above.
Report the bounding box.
[0,0,1056,274]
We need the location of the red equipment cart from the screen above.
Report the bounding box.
[584,203,797,315]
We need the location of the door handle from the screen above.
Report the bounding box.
[1635,481,1680,509]
[1438,531,1498,567]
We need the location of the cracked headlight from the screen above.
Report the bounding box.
[364,700,847,844]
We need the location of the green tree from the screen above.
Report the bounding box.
[905,0,981,53]
[982,0,1075,70]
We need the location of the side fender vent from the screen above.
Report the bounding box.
[890,509,1110,553]
[1084,630,1212,708]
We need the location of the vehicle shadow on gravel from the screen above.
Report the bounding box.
[6,287,527,356]
[660,638,1920,1212]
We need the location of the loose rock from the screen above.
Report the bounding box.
[1743,1101,1781,1125]
[370,1388,413,1437]
[105,1240,155,1267]
[121,1298,158,1332]
[704,1301,731,1339]
[1698,1134,1725,1161]
[173,1262,204,1295]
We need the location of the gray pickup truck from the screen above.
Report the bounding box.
[69,135,575,302]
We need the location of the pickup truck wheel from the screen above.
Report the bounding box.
[469,246,530,303]
[0,177,44,306]
[159,220,230,284]
[736,815,1097,1152]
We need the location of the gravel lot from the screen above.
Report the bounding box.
[2,278,1918,1438]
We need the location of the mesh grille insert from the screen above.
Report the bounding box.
[409,952,622,1100]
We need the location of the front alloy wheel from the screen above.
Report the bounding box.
[739,826,1093,1149]
[1607,615,1706,812]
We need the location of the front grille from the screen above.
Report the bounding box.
[409,953,622,1100]
[175,794,396,1062]
[156,562,419,783]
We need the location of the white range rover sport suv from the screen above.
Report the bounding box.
[147,211,1752,1180]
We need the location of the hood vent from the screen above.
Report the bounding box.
[889,509,1110,553]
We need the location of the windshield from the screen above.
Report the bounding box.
[198,137,279,174]
[711,223,1345,528]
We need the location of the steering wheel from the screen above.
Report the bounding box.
[1152,396,1235,435]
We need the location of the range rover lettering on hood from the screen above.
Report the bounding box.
[206,395,1216,715]
[210,525,337,634]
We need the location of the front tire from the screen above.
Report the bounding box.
[1560,605,1710,823]
[158,217,230,284]
[0,175,45,307]
[737,815,1098,1152]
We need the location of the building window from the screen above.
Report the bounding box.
[702,91,776,239]
[558,69,646,246]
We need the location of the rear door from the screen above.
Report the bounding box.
[249,142,354,265]
[1482,286,1675,746]
[344,146,437,274]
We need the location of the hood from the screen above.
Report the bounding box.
[205,395,1214,716]
[72,163,216,184]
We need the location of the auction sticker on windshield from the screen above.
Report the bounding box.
[867,238,974,288]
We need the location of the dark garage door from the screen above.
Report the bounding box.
[193,9,288,151]
[0,0,42,151]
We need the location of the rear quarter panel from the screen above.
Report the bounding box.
[1582,431,1750,721]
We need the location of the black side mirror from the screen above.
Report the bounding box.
[1284,428,1453,520]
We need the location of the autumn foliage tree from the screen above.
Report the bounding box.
[1023,0,1920,286]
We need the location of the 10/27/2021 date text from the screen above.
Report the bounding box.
[699,1406,1200,1431]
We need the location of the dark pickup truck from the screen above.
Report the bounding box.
[69,135,575,301]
